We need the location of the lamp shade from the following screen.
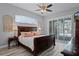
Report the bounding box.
[13,24,18,31]
[38,27,41,31]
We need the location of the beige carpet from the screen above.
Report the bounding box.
[0,40,67,56]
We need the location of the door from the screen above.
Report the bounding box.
[49,18,72,41]
[63,19,72,41]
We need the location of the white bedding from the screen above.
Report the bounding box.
[19,35,45,51]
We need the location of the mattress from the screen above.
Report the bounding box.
[19,35,45,51]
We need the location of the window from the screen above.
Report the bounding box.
[49,17,72,41]
[15,15,37,25]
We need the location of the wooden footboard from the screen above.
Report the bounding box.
[33,35,55,55]
[18,35,55,56]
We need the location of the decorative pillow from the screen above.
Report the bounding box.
[21,31,39,37]
[31,31,39,36]
[25,32,33,37]
[21,32,33,37]
[21,32,25,37]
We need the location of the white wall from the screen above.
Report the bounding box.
[0,3,44,47]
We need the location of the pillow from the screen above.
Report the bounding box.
[25,32,34,37]
[31,31,39,36]
[21,32,33,37]
[21,32,25,36]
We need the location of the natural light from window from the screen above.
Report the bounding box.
[15,15,37,25]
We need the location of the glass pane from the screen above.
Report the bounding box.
[63,19,72,41]
[57,19,64,40]
[49,17,72,41]
[15,15,37,24]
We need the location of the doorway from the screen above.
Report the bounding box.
[49,17,72,41]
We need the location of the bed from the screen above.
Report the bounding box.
[18,26,55,55]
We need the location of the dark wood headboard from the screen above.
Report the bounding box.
[18,26,37,36]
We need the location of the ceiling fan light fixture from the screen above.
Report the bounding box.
[40,9,47,14]
[36,3,53,14]
[43,9,47,12]
[41,10,44,12]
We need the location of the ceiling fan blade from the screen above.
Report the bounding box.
[37,4,42,8]
[46,9,52,12]
[35,9,41,11]
[47,4,52,8]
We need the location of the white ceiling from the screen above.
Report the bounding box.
[10,3,79,16]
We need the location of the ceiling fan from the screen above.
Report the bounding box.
[35,3,53,14]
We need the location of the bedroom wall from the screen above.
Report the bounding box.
[43,8,79,38]
[0,3,44,48]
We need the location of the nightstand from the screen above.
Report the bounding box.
[8,36,19,49]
